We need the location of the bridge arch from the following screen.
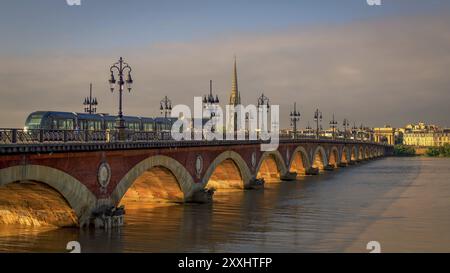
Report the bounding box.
[312,146,328,171]
[256,151,288,183]
[289,146,311,176]
[341,146,350,163]
[350,146,358,161]
[0,165,96,227]
[112,155,195,206]
[328,147,340,167]
[358,146,364,160]
[202,151,252,190]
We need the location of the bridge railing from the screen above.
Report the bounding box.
[0,128,386,146]
[0,129,106,144]
[0,129,176,144]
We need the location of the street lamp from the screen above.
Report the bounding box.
[360,124,365,141]
[203,80,220,108]
[203,80,220,133]
[109,57,133,140]
[343,119,350,140]
[314,109,323,139]
[257,93,270,111]
[290,102,301,139]
[352,122,358,140]
[306,122,313,137]
[329,114,338,140]
[257,93,270,135]
[160,96,172,119]
[83,83,98,114]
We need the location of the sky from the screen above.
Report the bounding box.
[0,0,450,129]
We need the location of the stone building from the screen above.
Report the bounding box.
[374,126,395,145]
[402,123,450,147]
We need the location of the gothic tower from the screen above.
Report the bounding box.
[229,56,241,106]
[227,56,241,133]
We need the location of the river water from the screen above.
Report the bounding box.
[0,157,449,253]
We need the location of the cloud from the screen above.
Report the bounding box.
[1,13,450,128]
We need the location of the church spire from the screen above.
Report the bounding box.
[229,55,240,105]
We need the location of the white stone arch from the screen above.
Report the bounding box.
[256,150,288,177]
[358,145,365,160]
[341,146,351,163]
[328,146,340,166]
[365,146,370,159]
[0,165,97,226]
[351,146,358,161]
[289,145,311,171]
[312,146,328,168]
[201,150,253,189]
[112,155,196,205]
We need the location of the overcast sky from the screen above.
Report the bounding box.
[1,0,449,128]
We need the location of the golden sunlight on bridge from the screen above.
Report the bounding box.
[290,152,307,178]
[206,159,244,191]
[119,167,184,209]
[329,149,338,168]
[0,181,77,227]
[257,155,281,183]
[313,152,326,171]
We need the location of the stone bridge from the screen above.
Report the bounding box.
[0,139,392,227]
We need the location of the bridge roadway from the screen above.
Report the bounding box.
[0,129,393,228]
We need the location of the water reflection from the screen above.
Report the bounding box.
[0,157,449,253]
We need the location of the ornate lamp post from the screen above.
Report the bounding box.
[306,122,313,137]
[257,93,270,110]
[360,124,365,141]
[160,96,172,119]
[257,93,270,134]
[314,109,323,139]
[290,102,301,139]
[203,80,220,132]
[329,114,338,140]
[343,119,350,140]
[352,122,358,140]
[109,57,133,140]
[83,83,98,114]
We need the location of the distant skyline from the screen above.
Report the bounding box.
[1,0,450,128]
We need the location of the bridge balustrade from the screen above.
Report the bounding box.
[0,128,387,147]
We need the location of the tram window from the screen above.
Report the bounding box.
[26,114,44,129]
[88,121,96,131]
[67,120,73,130]
[163,123,170,131]
[143,123,154,131]
[107,122,115,130]
[127,122,139,131]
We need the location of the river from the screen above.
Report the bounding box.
[0,157,449,253]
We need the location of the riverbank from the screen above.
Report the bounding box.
[394,145,450,158]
